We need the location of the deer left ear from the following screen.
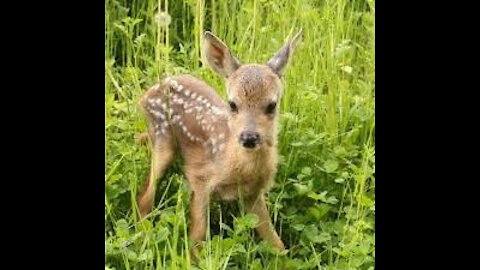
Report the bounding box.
[266,29,303,77]
[204,31,241,78]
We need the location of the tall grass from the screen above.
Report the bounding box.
[105,0,375,269]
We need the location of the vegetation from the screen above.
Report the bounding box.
[105,0,375,269]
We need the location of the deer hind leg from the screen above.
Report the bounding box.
[245,193,285,251]
[137,130,175,219]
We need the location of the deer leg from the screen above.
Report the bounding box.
[244,193,285,251]
[188,182,210,260]
[137,135,174,218]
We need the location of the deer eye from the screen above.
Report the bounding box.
[229,101,238,113]
[265,102,277,114]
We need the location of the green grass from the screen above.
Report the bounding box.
[105,0,375,269]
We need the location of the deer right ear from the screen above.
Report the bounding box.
[204,31,241,78]
[266,29,303,77]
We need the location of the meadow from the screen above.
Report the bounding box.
[105,0,375,269]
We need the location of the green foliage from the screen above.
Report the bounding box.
[105,0,375,269]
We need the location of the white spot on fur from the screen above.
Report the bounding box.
[170,79,179,88]
[191,92,197,99]
[175,98,184,104]
[150,109,164,119]
[149,108,165,120]
[209,107,219,115]
[218,133,225,140]
[172,115,180,123]
[187,132,196,141]
[184,89,190,96]
[148,98,155,106]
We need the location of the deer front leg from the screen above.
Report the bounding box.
[189,186,210,260]
[244,193,285,251]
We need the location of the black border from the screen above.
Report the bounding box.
[377,1,476,268]
[2,2,105,267]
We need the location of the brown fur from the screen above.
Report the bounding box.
[137,30,302,258]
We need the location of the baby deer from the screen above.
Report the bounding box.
[137,30,302,254]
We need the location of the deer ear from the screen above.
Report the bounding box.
[266,29,303,77]
[204,31,241,78]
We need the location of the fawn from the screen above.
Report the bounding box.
[137,30,302,255]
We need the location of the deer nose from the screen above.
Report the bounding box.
[239,131,261,148]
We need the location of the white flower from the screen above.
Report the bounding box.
[154,11,171,27]
[341,65,353,74]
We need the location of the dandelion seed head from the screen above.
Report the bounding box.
[154,11,171,27]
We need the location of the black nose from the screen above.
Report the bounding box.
[239,131,260,148]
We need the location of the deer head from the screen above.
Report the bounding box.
[204,30,303,151]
